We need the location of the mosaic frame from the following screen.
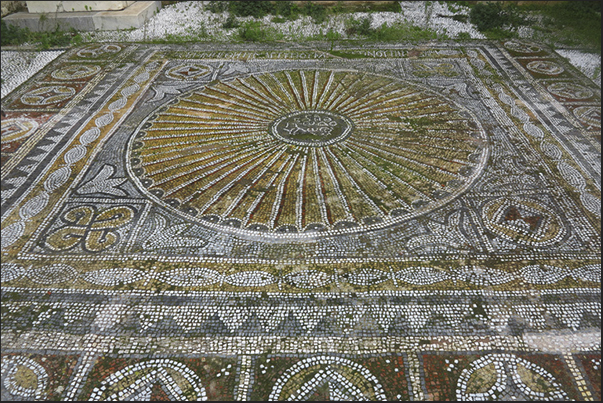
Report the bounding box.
[2,40,600,400]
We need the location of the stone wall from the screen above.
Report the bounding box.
[26,1,135,14]
[1,1,26,17]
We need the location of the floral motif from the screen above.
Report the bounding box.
[526,60,564,75]
[456,354,569,401]
[51,64,101,80]
[547,82,594,100]
[44,205,135,252]
[165,64,212,80]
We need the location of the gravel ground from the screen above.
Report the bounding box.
[1,50,64,99]
[556,49,602,87]
[81,1,484,42]
[80,0,602,89]
[396,1,484,39]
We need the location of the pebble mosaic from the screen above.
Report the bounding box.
[0,51,65,100]
[1,40,600,401]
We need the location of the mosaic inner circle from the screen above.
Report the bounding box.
[129,69,488,237]
[269,110,353,146]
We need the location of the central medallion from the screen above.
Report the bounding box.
[269,110,353,146]
[128,69,488,238]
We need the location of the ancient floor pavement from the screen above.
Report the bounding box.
[1,41,601,400]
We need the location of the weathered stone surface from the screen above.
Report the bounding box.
[1,41,600,401]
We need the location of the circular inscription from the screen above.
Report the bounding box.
[129,70,488,238]
[269,110,353,146]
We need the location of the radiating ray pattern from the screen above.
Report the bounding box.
[129,70,487,236]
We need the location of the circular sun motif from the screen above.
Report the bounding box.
[129,69,488,237]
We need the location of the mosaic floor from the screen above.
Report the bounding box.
[1,41,600,401]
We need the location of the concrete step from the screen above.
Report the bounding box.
[3,1,160,32]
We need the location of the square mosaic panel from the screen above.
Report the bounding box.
[1,41,600,400]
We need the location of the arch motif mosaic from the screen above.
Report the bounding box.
[269,356,387,401]
[88,359,207,401]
